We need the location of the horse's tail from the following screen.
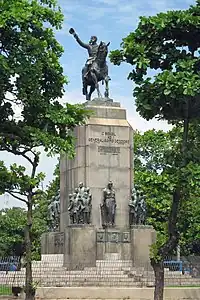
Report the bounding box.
[102,80,104,85]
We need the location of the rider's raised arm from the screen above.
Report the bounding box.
[74,34,90,49]
[69,28,90,50]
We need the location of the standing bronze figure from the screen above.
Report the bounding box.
[101,181,116,228]
[129,187,147,226]
[47,190,60,231]
[69,28,111,101]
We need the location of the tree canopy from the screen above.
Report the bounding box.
[110,1,200,122]
[0,1,89,298]
[0,0,89,157]
[110,2,200,299]
[134,129,200,255]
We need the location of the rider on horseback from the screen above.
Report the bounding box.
[69,28,99,95]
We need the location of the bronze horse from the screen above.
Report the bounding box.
[82,41,111,101]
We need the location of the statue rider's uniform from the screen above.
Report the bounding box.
[73,34,99,78]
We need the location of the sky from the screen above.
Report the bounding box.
[0,0,195,209]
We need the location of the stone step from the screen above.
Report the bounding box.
[41,254,64,262]
[2,270,193,280]
[34,268,127,271]
[3,275,197,281]
[96,263,132,268]
[40,281,144,287]
[32,271,128,276]
[96,260,132,263]
[104,253,121,260]
[3,278,199,287]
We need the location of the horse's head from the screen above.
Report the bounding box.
[97,41,110,61]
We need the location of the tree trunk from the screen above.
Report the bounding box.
[25,201,34,300]
[152,260,164,300]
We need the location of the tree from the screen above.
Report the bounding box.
[0,206,47,260]
[110,2,200,299]
[134,129,200,256]
[0,207,26,258]
[0,162,60,262]
[33,161,60,257]
[0,1,90,299]
[134,130,173,235]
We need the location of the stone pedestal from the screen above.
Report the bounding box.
[41,232,64,254]
[42,99,156,272]
[131,225,156,269]
[64,225,96,270]
[96,229,131,260]
[60,100,133,232]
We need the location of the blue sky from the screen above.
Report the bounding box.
[56,0,194,128]
[0,0,195,208]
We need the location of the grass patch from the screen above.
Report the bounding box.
[0,285,12,296]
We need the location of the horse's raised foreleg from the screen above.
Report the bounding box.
[104,75,111,98]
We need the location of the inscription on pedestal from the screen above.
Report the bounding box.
[88,131,129,146]
[98,146,120,155]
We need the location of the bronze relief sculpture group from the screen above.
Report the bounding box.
[68,182,92,225]
[47,181,147,231]
[65,181,146,229]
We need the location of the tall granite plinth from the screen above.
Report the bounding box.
[42,99,156,271]
[60,100,133,231]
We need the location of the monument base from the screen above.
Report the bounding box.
[96,228,131,260]
[64,225,96,270]
[131,225,157,269]
[41,226,156,270]
[41,232,64,255]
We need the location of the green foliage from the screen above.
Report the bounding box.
[0,207,26,257]
[0,1,89,297]
[110,1,200,122]
[0,207,47,259]
[134,129,200,256]
[0,159,60,260]
[134,130,175,233]
[0,0,90,157]
[0,158,44,202]
[110,3,200,272]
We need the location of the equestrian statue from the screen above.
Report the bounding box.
[69,28,111,101]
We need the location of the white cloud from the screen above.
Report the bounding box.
[59,0,194,27]
[128,115,172,132]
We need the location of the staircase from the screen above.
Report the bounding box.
[0,254,198,287]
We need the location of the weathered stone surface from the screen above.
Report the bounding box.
[36,287,200,300]
[64,225,96,270]
[130,226,156,269]
[60,101,133,232]
[96,229,132,261]
[41,232,64,254]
